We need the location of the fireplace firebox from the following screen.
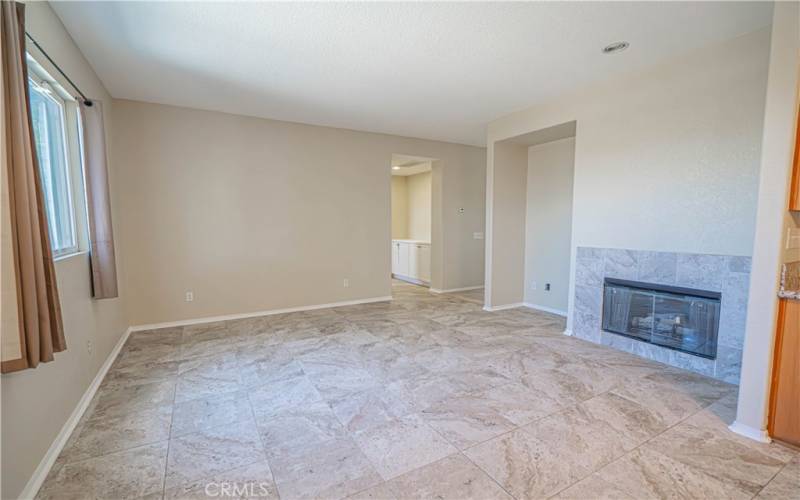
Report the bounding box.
[601,278,720,359]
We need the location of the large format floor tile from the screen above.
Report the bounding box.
[171,390,253,437]
[164,460,278,500]
[465,427,590,499]
[92,379,176,418]
[644,410,795,496]
[553,474,636,500]
[421,393,517,449]
[165,419,266,490]
[37,280,797,499]
[756,455,800,499]
[384,454,512,500]
[596,447,754,500]
[352,413,458,479]
[60,405,172,462]
[38,443,168,500]
[269,436,381,500]
[257,400,347,453]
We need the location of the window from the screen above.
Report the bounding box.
[26,58,85,258]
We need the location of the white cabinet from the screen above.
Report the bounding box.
[391,241,410,276]
[398,242,410,276]
[416,244,431,282]
[391,240,430,284]
[391,242,400,275]
[409,244,420,279]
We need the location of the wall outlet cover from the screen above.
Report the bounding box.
[787,226,800,249]
[473,232,484,240]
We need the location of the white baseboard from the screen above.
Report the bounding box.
[20,326,133,500]
[429,285,483,294]
[130,295,393,332]
[729,420,772,443]
[522,302,567,317]
[562,328,574,336]
[483,302,524,312]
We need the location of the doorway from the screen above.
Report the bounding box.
[390,154,434,289]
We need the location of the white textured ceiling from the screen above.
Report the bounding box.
[52,1,772,146]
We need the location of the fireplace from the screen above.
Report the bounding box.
[601,278,720,359]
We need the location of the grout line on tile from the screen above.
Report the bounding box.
[160,366,180,499]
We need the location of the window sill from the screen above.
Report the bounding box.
[54,250,88,263]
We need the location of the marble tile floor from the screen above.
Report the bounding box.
[37,281,798,500]
[447,287,485,305]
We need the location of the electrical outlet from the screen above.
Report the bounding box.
[86,340,93,355]
[473,232,484,240]
[545,283,551,291]
[530,281,537,291]
[343,278,350,288]
[787,227,800,250]
[458,208,465,214]
[185,291,194,302]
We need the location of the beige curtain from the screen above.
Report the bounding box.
[80,101,118,299]
[1,1,65,373]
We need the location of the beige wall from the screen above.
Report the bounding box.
[391,176,408,239]
[486,141,528,306]
[736,2,800,438]
[1,3,130,499]
[486,28,771,312]
[430,161,445,288]
[112,100,485,325]
[524,138,575,313]
[406,171,432,241]
[391,171,432,242]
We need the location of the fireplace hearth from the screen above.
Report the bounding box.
[602,278,720,359]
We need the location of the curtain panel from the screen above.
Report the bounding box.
[80,101,118,299]
[1,1,66,373]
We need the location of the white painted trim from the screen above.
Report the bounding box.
[130,296,393,332]
[523,302,567,317]
[729,421,772,443]
[483,302,524,312]
[20,326,133,500]
[562,328,574,337]
[429,285,483,294]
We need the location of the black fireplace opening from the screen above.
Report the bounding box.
[601,278,721,359]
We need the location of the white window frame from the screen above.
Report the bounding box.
[26,54,88,260]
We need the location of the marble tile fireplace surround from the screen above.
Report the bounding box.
[572,247,750,384]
